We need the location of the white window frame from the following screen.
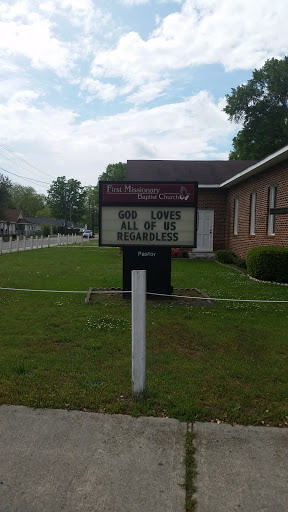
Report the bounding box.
[268,185,277,235]
[233,197,239,235]
[250,192,257,235]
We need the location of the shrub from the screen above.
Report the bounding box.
[233,257,247,269]
[246,245,288,283]
[41,224,52,237]
[215,249,235,264]
[2,234,16,241]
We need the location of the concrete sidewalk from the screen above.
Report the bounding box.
[193,422,288,512]
[0,406,287,512]
[0,406,186,512]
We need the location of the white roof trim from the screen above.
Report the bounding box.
[220,145,288,188]
[199,184,220,189]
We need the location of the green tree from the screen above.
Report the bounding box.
[94,163,126,232]
[10,184,46,217]
[98,162,126,182]
[47,176,86,225]
[83,185,99,232]
[34,204,52,218]
[223,56,288,160]
[0,173,12,218]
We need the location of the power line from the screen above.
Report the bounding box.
[0,151,51,182]
[0,142,55,180]
[0,166,50,189]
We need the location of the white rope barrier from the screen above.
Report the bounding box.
[0,287,126,294]
[0,286,288,303]
[146,292,288,303]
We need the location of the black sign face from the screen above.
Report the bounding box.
[123,246,173,296]
[99,181,198,248]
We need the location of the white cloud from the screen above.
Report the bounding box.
[0,0,111,78]
[120,0,150,5]
[0,89,234,190]
[80,78,118,102]
[1,0,287,193]
[0,17,75,76]
[90,0,288,104]
[126,79,171,104]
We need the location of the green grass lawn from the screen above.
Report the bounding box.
[0,245,287,426]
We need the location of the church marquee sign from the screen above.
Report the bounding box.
[99,181,198,248]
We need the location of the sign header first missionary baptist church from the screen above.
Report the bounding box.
[99,181,198,247]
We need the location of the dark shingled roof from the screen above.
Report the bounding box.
[1,209,23,222]
[27,217,66,226]
[126,160,257,185]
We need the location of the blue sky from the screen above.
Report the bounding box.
[0,0,287,193]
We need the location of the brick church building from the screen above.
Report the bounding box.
[126,145,288,258]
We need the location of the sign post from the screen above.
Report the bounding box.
[132,270,146,397]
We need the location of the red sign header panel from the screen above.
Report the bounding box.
[100,181,197,207]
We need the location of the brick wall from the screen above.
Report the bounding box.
[225,160,288,258]
[198,189,227,250]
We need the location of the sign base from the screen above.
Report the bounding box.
[123,246,173,296]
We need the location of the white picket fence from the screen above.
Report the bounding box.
[0,234,84,255]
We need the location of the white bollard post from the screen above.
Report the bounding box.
[23,236,26,252]
[17,236,20,252]
[57,233,60,246]
[41,235,43,248]
[9,236,12,253]
[31,236,33,250]
[132,270,146,398]
[0,237,2,256]
[48,235,50,248]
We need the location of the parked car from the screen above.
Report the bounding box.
[82,230,94,238]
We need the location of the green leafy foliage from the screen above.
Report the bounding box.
[247,245,288,282]
[83,185,98,232]
[0,173,12,217]
[216,250,247,269]
[215,249,236,264]
[10,184,45,217]
[47,176,86,224]
[41,224,52,237]
[35,204,52,218]
[98,162,126,182]
[224,56,288,160]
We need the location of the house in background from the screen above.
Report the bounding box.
[26,217,71,234]
[126,144,288,259]
[0,212,86,236]
[0,209,33,236]
[26,218,87,234]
